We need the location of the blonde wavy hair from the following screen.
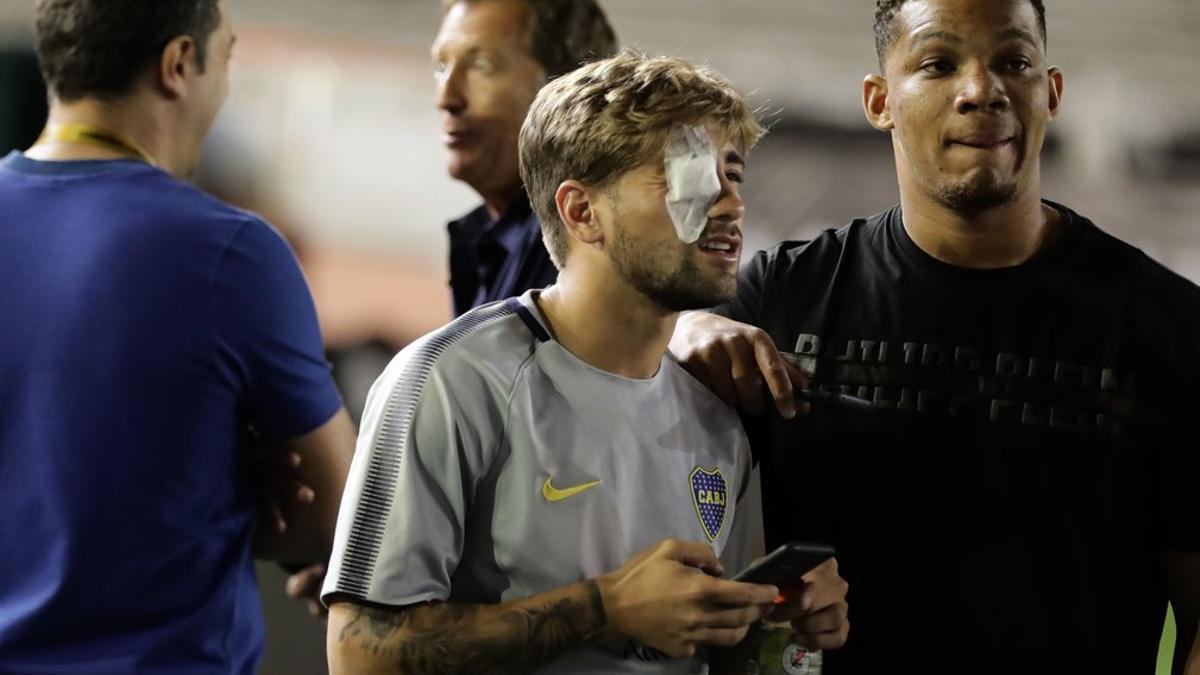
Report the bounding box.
[519,50,765,268]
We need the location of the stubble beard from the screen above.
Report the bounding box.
[932,170,1019,217]
[608,222,736,313]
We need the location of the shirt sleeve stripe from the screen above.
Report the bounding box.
[330,301,517,598]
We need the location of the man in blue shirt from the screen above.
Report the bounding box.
[433,0,618,315]
[0,1,355,672]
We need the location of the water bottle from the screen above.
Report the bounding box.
[754,628,822,675]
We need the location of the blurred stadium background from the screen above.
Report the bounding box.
[1,0,1195,672]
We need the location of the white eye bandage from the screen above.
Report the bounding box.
[664,124,721,244]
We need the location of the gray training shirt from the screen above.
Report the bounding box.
[323,290,764,674]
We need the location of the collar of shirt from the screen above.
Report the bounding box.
[448,198,534,258]
[447,197,540,315]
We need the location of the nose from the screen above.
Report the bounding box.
[707,173,745,225]
[436,62,467,115]
[954,61,1010,115]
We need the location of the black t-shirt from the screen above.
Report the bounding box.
[720,202,1200,675]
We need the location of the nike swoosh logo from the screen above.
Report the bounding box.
[542,477,603,502]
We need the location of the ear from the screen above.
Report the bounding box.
[863,74,893,131]
[1046,66,1064,121]
[554,180,605,252]
[158,35,199,100]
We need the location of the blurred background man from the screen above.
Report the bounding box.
[432,0,616,316]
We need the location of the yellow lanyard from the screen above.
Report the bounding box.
[33,123,156,167]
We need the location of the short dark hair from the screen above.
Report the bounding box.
[873,0,1047,68]
[443,0,618,79]
[35,0,221,101]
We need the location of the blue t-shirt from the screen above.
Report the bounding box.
[0,152,343,674]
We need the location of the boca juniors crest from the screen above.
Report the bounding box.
[689,466,727,541]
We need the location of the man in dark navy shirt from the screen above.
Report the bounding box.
[432,0,618,315]
[447,198,551,314]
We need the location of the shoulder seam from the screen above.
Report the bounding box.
[206,217,260,398]
[487,347,541,489]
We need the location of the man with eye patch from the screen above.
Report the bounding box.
[324,52,850,675]
[670,1,1200,673]
[431,0,618,317]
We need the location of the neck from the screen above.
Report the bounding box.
[27,96,181,175]
[479,181,526,221]
[535,265,677,380]
[898,175,1064,269]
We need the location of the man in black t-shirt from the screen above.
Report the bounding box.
[671,1,1200,673]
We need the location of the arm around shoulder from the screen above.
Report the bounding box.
[670,311,806,418]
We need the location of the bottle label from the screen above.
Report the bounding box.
[779,643,818,675]
[755,628,822,675]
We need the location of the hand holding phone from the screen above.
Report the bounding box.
[732,543,850,653]
[732,542,835,588]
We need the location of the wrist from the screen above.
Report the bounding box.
[591,573,624,637]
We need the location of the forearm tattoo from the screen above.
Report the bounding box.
[337,580,608,674]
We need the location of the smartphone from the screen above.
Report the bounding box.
[732,542,835,587]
